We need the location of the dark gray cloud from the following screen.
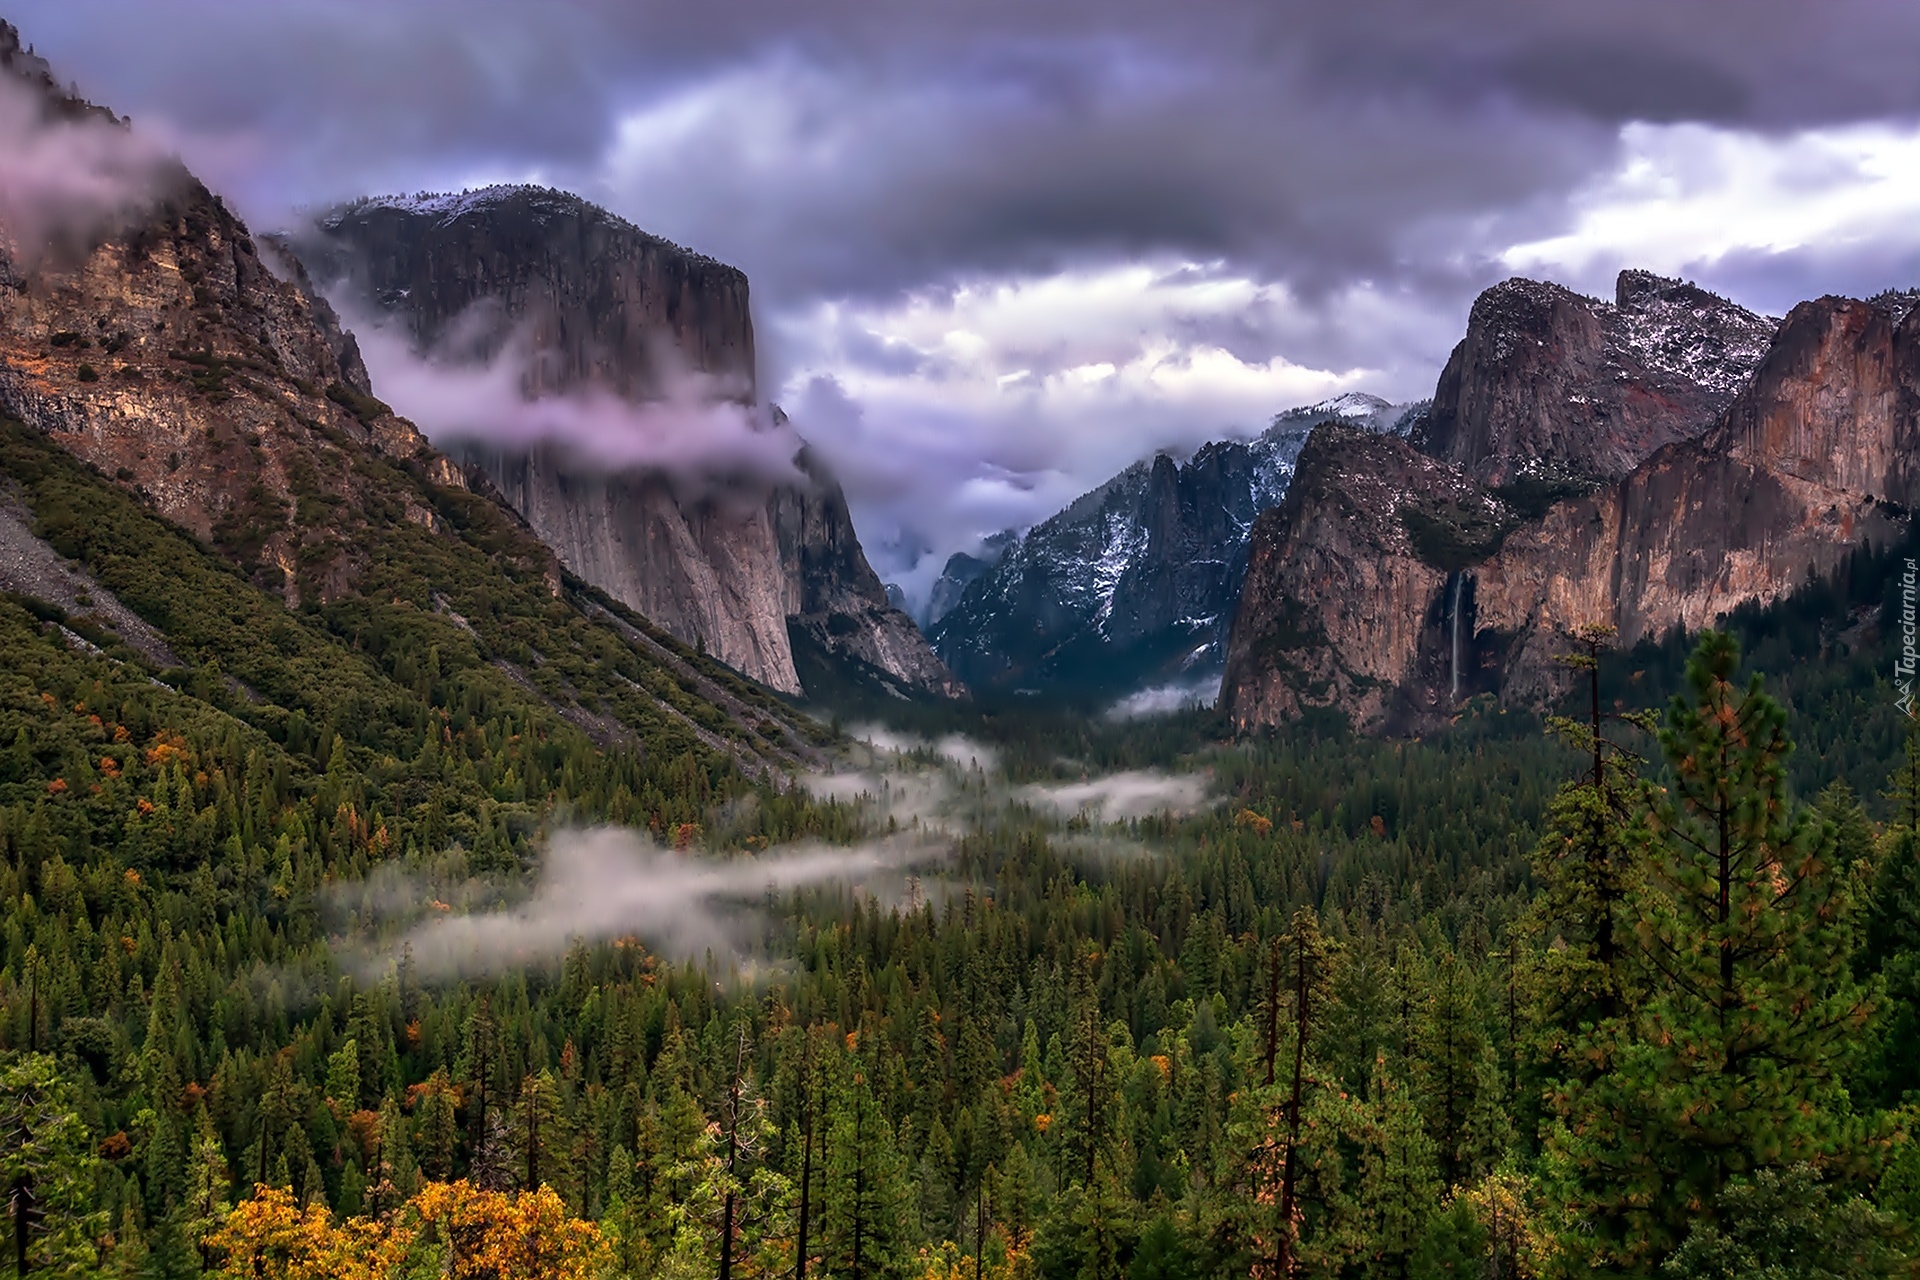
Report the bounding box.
[13,0,1920,585]
[17,0,1920,307]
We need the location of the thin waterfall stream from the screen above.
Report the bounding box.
[1449,572,1463,702]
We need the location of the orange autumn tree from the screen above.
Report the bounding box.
[207,1181,610,1280]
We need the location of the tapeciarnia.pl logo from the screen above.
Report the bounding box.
[1900,558,1918,719]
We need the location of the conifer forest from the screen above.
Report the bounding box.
[2,402,1919,1280]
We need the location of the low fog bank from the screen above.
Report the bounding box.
[342,826,945,981]
[342,305,809,492]
[342,721,1214,983]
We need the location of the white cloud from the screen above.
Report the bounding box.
[1502,120,1920,288]
[767,263,1446,596]
[1105,676,1218,721]
[343,303,808,490]
[355,826,943,979]
[0,74,176,261]
[1018,769,1212,823]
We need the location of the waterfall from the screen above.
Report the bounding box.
[1449,572,1463,703]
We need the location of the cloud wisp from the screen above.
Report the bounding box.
[1104,675,1219,721]
[341,724,1213,981]
[0,72,176,263]
[344,308,809,490]
[1017,769,1212,823]
[351,826,944,981]
[828,722,1214,825]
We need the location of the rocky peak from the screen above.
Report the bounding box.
[307,184,755,402]
[925,530,1015,627]
[1413,269,1776,487]
[0,56,469,608]
[0,20,114,125]
[1221,273,1919,734]
[1220,422,1514,730]
[298,187,959,699]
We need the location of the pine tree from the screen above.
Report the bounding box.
[1413,948,1485,1189]
[416,1068,458,1181]
[824,1071,908,1280]
[510,1070,574,1197]
[181,1103,230,1271]
[1206,910,1342,1279]
[1351,1056,1440,1280]
[1863,728,1920,1106]
[1559,633,1880,1271]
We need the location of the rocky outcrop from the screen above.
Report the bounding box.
[0,28,471,609]
[1222,274,1915,732]
[297,186,958,698]
[1219,426,1520,729]
[931,394,1412,698]
[0,22,834,771]
[1414,271,1775,488]
[1473,294,1916,702]
[773,446,965,695]
[926,531,1014,628]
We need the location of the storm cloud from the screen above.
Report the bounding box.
[15,0,1920,582]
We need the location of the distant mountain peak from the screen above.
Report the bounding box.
[927,394,1416,698]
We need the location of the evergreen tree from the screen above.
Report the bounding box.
[823,1071,908,1280]
[415,1069,458,1181]
[1558,633,1880,1271]
[1863,729,1920,1106]
[0,1053,105,1276]
[181,1103,230,1272]
[1351,1055,1441,1280]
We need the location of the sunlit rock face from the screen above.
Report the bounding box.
[0,23,473,611]
[1223,273,1920,732]
[298,186,958,698]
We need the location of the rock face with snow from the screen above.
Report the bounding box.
[1222,271,1920,732]
[929,394,1417,697]
[295,187,959,698]
[1413,270,1777,488]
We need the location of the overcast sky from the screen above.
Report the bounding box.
[18,1,1920,600]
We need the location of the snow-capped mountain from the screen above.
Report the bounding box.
[927,394,1424,699]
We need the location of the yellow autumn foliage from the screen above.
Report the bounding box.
[207,1182,610,1280]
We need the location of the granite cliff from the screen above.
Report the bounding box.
[295,186,959,699]
[1222,272,1920,732]
[0,25,829,770]
[0,29,471,608]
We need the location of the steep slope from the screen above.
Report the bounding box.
[1223,273,1917,731]
[0,29,824,775]
[1220,425,1521,729]
[930,394,1415,697]
[294,187,959,700]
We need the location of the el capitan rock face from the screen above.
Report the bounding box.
[298,187,959,698]
[1222,274,1918,731]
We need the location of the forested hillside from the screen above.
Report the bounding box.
[1,386,1918,1278]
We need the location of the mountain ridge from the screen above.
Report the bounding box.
[928,393,1419,700]
[1221,270,1915,731]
